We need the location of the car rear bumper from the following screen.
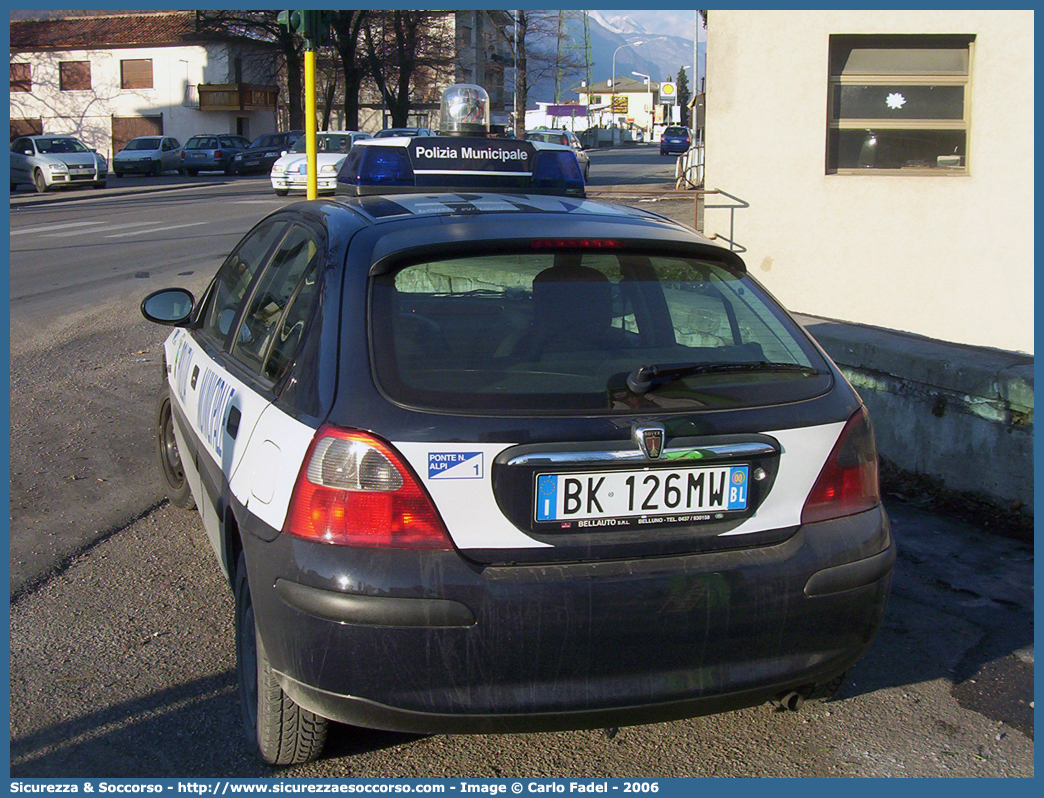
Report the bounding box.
[244,505,893,733]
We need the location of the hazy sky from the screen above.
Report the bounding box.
[592,9,706,42]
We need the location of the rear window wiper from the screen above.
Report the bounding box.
[627,361,821,394]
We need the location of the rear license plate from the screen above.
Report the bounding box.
[244,160,259,166]
[535,465,749,523]
[190,152,204,158]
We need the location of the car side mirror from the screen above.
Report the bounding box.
[141,288,195,326]
[281,150,288,156]
[24,150,33,156]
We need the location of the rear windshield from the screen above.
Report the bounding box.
[664,127,689,136]
[371,250,831,414]
[527,132,569,146]
[186,137,217,149]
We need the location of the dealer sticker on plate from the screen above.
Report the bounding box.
[535,465,748,522]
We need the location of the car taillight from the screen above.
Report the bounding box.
[660,135,666,142]
[214,150,224,158]
[284,425,451,549]
[180,151,185,159]
[801,407,881,524]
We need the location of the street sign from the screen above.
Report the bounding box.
[661,82,677,105]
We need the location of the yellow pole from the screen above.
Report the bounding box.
[305,48,317,200]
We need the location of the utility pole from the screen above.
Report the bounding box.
[277,9,330,199]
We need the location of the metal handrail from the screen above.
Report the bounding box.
[699,188,749,253]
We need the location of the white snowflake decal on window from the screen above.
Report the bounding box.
[886,93,907,110]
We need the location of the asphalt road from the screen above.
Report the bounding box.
[7,147,1034,777]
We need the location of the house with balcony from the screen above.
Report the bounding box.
[10,11,280,160]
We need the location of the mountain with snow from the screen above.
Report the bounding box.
[588,11,649,36]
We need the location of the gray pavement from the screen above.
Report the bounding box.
[8,154,1034,777]
[9,498,1033,777]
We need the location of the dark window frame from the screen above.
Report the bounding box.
[10,63,31,92]
[827,34,974,175]
[59,60,92,91]
[120,59,154,90]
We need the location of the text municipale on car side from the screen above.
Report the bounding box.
[141,85,894,765]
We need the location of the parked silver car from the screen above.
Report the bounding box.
[524,129,590,179]
[10,134,108,193]
[112,136,182,177]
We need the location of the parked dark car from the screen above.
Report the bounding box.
[231,131,305,175]
[373,127,435,138]
[179,134,251,176]
[660,126,693,156]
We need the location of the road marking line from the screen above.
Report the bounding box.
[105,221,209,238]
[231,200,286,204]
[45,222,154,238]
[10,221,96,236]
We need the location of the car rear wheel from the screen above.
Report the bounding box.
[33,169,48,193]
[274,188,289,197]
[225,164,235,176]
[235,552,328,766]
[156,391,195,509]
[186,168,198,177]
[152,161,162,177]
[92,180,107,189]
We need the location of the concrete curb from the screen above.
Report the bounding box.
[10,177,240,208]
[797,313,1034,514]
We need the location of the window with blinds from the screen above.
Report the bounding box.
[11,63,31,92]
[827,35,973,174]
[59,61,92,91]
[121,59,154,90]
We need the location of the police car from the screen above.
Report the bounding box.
[141,86,894,766]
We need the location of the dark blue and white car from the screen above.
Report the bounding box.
[141,86,893,766]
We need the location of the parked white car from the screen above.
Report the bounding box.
[10,134,107,193]
[112,136,182,177]
[270,131,372,196]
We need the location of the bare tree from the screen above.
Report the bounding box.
[329,11,369,131]
[484,11,585,136]
[363,10,455,129]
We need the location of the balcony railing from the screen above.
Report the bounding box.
[197,83,278,112]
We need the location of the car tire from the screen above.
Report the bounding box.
[583,163,590,180]
[235,552,328,766]
[225,164,235,176]
[274,189,289,197]
[33,169,48,194]
[153,162,162,177]
[10,182,17,193]
[187,168,198,177]
[113,170,124,178]
[156,391,195,510]
[806,671,847,702]
[93,180,107,189]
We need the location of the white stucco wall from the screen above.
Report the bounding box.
[11,43,279,159]
[703,10,1034,353]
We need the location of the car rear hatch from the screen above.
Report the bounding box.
[346,212,854,566]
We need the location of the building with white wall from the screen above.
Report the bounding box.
[702,10,1033,354]
[10,12,280,160]
[577,77,660,138]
